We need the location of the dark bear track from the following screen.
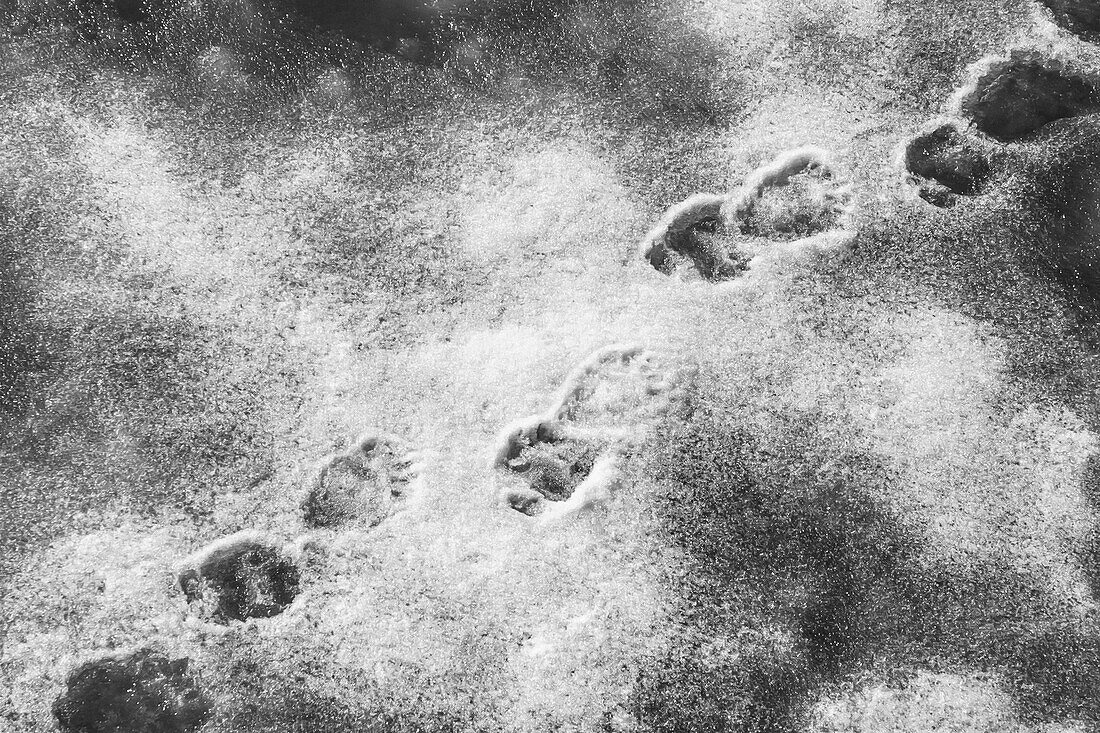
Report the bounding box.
[53,649,212,733]
[178,534,300,623]
[1040,0,1100,41]
[960,52,1099,142]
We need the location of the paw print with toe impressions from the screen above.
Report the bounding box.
[640,147,854,282]
[301,432,424,530]
[903,120,997,206]
[492,345,694,520]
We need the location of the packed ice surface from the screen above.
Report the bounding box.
[6,0,1100,731]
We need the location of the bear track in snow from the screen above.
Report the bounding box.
[177,532,300,623]
[301,432,424,529]
[640,146,854,281]
[960,50,1099,143]
[492,345,694,520]
[53,649,212,733]
[1040,0,1100,42]
[903,49,1100,207]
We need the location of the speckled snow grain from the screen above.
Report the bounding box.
[3,1,1100,731]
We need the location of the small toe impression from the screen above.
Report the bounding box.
[53,650,212,733]
[178,533,300,623]
[728,147,852,240]
[904,122,994,206]
[505,487,547,517]
[1040,0,1100,41]
[302,433,420,529]
[960,51,1100,142]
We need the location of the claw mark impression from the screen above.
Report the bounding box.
[302,432,423,529]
